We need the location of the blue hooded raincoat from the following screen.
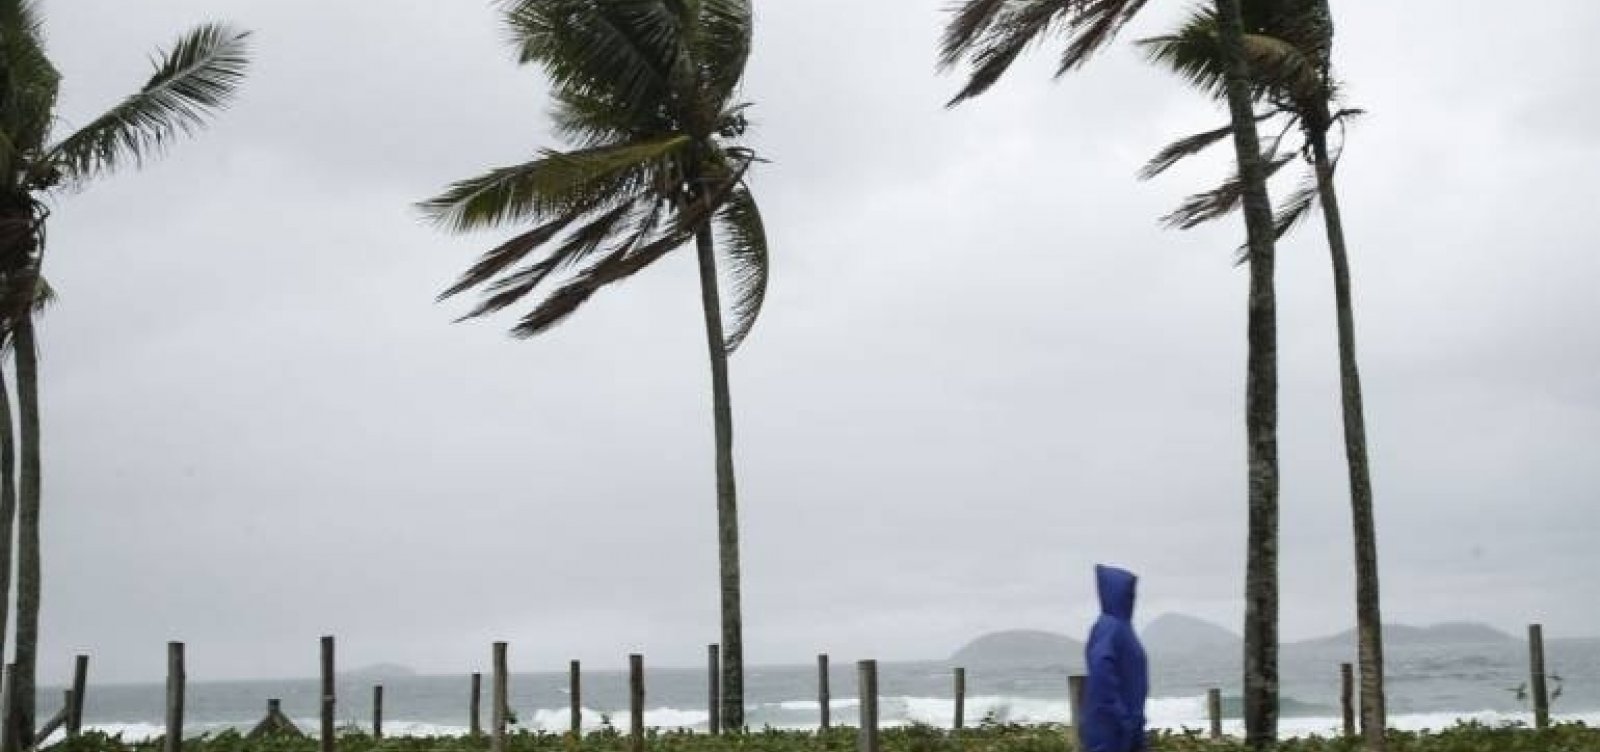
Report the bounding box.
[1080,565,1149,752]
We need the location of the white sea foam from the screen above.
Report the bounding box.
[57,704,1600,741]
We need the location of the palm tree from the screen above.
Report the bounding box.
[0,5,250,746]
[421,0,768,730]
[0,279,49,732]
[1137,1,1386,747]
[939,0,1284,745]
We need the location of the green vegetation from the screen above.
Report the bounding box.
[49,722,1600,752]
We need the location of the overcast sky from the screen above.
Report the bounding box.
[25,0,1600,683]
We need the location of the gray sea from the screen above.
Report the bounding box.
[34,638,1600,740]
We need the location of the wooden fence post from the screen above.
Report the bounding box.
[629,654,644,752]
[707,645,720,736]
[953,668,966,731]
[372,685,383,740]
[569,660,582,738]
[1339,663,1355,737]
[470,672,482,738]
[68,655,88,739]
[1207,688,1222,740]
[857,660,879,752]
[165,642,185,752]
[1529,624,1550,730]
[817,655,830,731]
[491,643,508,752]
[1067,675,1086,730]
[320,636,335,752]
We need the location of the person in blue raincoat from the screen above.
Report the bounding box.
[1080,565,1149,752]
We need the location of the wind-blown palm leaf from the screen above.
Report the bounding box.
[1139,122,1235,180]
[48,23,249,182]
[716,180,766,353]
[1160,151,1293,230]
[0,0,60,184]
[1139,6,1321,105]
[508,202,710,337]
[692,0,752,111]
[1272,169,1320,239]
[455,200,644,319]
[504,0,683,126]
[418,135,691,232]
[939,0,1149,106]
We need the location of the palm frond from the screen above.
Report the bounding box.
[1140,3,1325,104]
[1054,0,1150,75]
[940,0,1150,106]
[1273,168,1320,239]
[419,135,691,232]
[437,212,585,302]
[716,180,766,353]
[503,0,684,126]
[940,0,1073,106]
[1160,151,1293,230]
[48,23,250,183]
[693,0,752,110]
[937,0,1012,72]
[507,160,748,340]
[1138,122,1234,180]
[510,224,691,339]
[0,0,61,183]
[455,200,643,319]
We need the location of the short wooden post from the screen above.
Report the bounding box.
[491,643,508,752]
[569,660,582,738]
[165,642,185,752]
[372,685,383,740]
[1067,675,1086,729]
[68,655,88,739]
[707,645,721,736]
[320,636,335,752]
[1207,688,1222,740]
[469,673,482,738]
[953,668,966,731]
[2,662,16,752]
[857,660,879,752]
[1339,663,1355,737]
[1529,624,1549,730]
[817,655,830,731]
[629,654,644,752]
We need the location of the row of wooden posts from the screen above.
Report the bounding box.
[107,623,1565,752]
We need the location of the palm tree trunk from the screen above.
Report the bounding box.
[8,313,39,752]
[0,365,16,752]
[1307,111,1387,751]
[1214,0,1281,747]
[693,224,744,732]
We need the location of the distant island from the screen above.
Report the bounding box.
[342,663,418,679]
[1291,621,1515,650]
[949,630,1081,667]
[948,616,1515,665]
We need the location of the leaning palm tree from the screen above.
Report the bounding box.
[940,0,1284,745]
[0,5,249,747]
[421,0,768,730]
[1137,1,1386,747]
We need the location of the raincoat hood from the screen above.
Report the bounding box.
[1096,565,1137,621]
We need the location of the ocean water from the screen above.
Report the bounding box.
[35,638,1600,742]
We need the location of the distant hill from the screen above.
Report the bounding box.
[343,663,418,679]
[950,630,1082,667]
[1293,622,1514,650]
[1142,613,1240,655]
